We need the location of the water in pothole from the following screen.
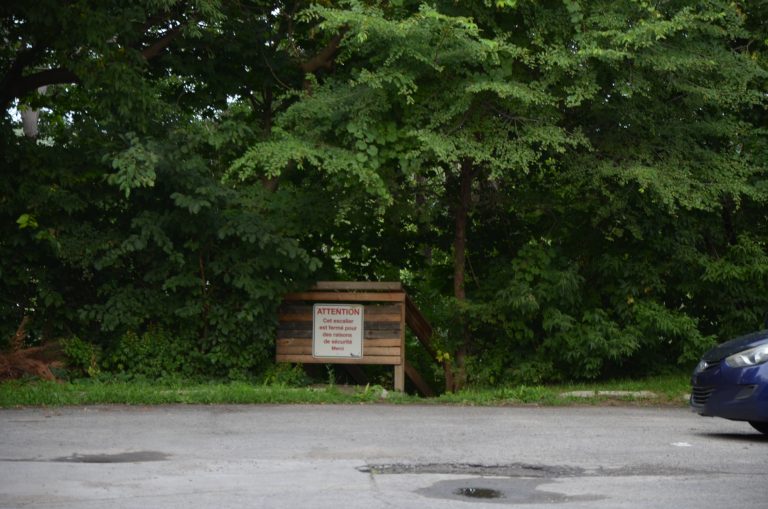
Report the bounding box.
[454,486,505,499]
[417,477,604,504]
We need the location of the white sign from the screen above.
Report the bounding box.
[312,303,364,359]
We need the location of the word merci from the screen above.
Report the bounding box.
[312,304,364,358]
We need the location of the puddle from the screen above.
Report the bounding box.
[455,487,505,499]
[360,463,614,505]
[418,478,603,505]
[52,451,170,463]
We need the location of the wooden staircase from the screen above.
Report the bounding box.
[276,282,439,396]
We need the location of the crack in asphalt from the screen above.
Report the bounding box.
[358,462,705,478]
[0,451,170,464]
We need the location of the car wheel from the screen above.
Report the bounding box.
[748,421,768,434]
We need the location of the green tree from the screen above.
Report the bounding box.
[3,0,767,388]
[1,0,327,377]
[232,0,767,388]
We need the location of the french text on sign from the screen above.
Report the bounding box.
[312,303,364,359]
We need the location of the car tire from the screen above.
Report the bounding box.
[748,421,768,434]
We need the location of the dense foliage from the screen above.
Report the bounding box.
[2,0,767,389]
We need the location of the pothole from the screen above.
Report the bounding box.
[360,462,707,504]
[417,478,603,505]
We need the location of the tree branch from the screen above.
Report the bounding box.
[1,47,42,90]
[141,24,185,60]
[300,32,345,74]
[299,30,347,94]
[2,19,185,111]
[1,47,45,110]
[2,67,79,111]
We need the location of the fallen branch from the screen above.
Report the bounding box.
[1,316,63,381]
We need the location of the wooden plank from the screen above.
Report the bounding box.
[277,345,401,356]
[364,305,404,315]
[278,313,312,322]
[365,321,402,331]
[283,291,405,303]
[276,354,402,365]
[312,281,403,291]
[277,323,312,333]
[406,295,433,338]
[364,331,400,340]
[276,338,310,347]
[368,315,402,324]
[364,338,402,347]
[405,294,438,360]
[404,360,436,397]
[276,345,311,355]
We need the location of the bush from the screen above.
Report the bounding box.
[61,336,101,378]
[102,327,199,379]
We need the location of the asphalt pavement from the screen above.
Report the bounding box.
[1,404,766,508]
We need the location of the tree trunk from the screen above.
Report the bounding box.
[721,195,737,246]
[450,160,474,391]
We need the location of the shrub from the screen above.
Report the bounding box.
[102,326,199,379]
[61,336,101,378]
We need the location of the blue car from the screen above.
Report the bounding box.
[691,330,768,434]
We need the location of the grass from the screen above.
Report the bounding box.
[0,379,409,407]
[0,374,692,408]
[433,374,691,406]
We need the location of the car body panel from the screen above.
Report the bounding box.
[702,329,768,362]
[691,331,768,424]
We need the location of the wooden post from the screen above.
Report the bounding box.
[394,289,406,392]
[394,365,405,392]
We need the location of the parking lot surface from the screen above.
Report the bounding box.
[1,404,766,508]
